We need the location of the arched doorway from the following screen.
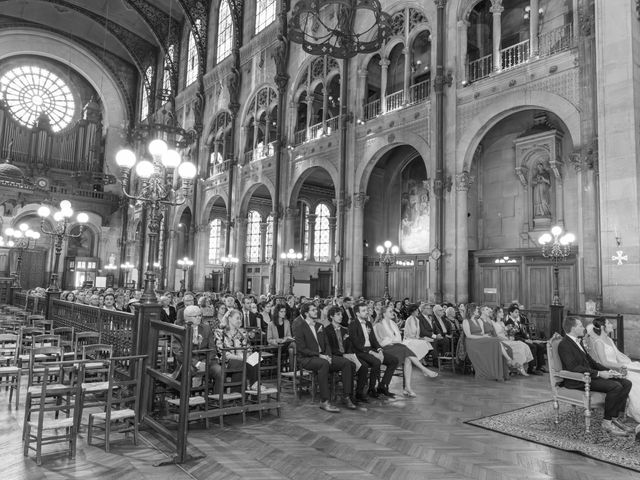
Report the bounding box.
[288,167,337,297]
[173,208,192,291]
[205,196,228,292]
[467,110,581,335]
[363,145,430,301]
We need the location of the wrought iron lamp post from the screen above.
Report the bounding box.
[38,200,88,292]
[220,255,239,293]
[280,249,302,295]
[177,256,193,292]
[3,223,40,289]
[376,240,399,301]
[539,225,575,334]
[115,139,196,303]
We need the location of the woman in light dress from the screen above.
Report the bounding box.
[587,317,640,422]
[491,307,534,376]
[403,303,434,360]
[373,306,438,398]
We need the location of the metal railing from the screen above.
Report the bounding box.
[385,89,404,112]
[363,99,381,121]
[501,39,530,71]
[293,129,307,146]
[539,23,573,57]
[468,53,493,82]
[325,115,340,135]
[408,80,430,104]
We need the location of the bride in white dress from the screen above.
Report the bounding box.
[586,318,640,422]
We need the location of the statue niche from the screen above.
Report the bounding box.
[399,161,430,254]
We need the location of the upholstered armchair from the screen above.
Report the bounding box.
[547,332,606,433]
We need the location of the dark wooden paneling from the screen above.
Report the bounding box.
[528,265,551,309]
[499,266,520,305]
[480,267,499,304]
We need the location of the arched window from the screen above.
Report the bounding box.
[140,66,153,121]
[217,1,233,63]
[245,210,262,262]
[255,0,276,34]
[162,45,175,96]
[243,86,278,161]
[302,204,310,260]
[314,203,331,262]
[0,65,75,132]
[264,214,274,258]
[208,218,223,263]
[186,20,201,86]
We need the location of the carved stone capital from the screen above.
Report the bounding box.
[285,207,299,218]
[489,0,504,14]
[455,171,475,191]
[353,192,369,209]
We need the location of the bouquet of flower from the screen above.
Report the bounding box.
[505,324,516,340]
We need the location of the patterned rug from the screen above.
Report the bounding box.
[465,401,640,472]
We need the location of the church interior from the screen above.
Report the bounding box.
[1,0,640,478]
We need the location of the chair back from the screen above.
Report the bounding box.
[27,346,65,388]
[33,334,61,349]
[20,327,45,354]
[74,331,101,355]
[53,327,75,352]
[32,319,54,334]
[82,344,113,361]
[0,333,19,365]
[546,332,564,393]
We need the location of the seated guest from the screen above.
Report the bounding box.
[292,303,356,411]
[374,305,438,398]
[462,304,511,381]
[176,293,196,325]
[199,296,216,327]
[160,295,177,323]
[401,304,434,363]
[559,316,632,435]
[505,305,546,374]
[267,305,293,345]
[587,317,640,423]
[349,302,399,399]
[445,306,462,334]
[340,297,356,327]
[325,306,368,404]
[492,306,533,376]
[171,305,222,393]
[215,302,228,327]
[214,309,259,390]
[432,305,455,338]
[102,293,117,311]
[408,302,442,365]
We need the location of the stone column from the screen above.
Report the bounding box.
[380,58,390,113]
[284,207,299,251]
[403,46,411,104]
[455,172,473,303]
[321,87,328,134]
[529,0,540,57]
[458,20,470,85]
[259,221,269,263]
[192,223,208,291]
[306,95,314,139]
[307,213,317,261]
[357,68,368,120]
[328,216,337,262]
[490,0,504,72]
[165,228,178,291]
[264,113,272,156]
[233,217,247,292]
[351,192,368,297]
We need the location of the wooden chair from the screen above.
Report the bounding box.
[32,319,54,334]
[245,345,283,419]
[18,327,45,363]
[547,332,606,433]
[206,348,248,427]
[73,331,101,358]
[23,362,80,465]
[0,333,21,408]
[53,327,74,355]
[32,334,61,349]
[438,335,459,373]
[88,356,144,452]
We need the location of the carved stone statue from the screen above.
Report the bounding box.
[532,163,552,217]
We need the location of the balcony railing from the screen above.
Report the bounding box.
[244,141,276,163]
[467,24,574,83]
[326,115,339,135]
[309,121,323,140]
[293,116,340,146]
[501,39,530,71]
[208,159,233,177]
[385,89,404,113]
[293,129,307,146]
[539,23,573,57]
[363,99,381,121]
[408,79,430,104]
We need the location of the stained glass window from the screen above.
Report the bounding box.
[314,203,331,262]
[245,210,262,262]
[302,204,310,261]
[186,20,200,86]
[217,1,233,63]
[0,66,75,132]
[208,218,223,263]
[162,45,175,96]
[264,214,274,260]
[255,0,277,34]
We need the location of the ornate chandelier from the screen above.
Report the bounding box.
[289,0,392,58]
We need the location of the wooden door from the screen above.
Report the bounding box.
[527,266,551,309]
[479,266,499,305]
[499,266,520,306]
[16,250,47,289]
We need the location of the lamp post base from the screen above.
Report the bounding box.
[549,304,564,337]
[46,273,60,292]
[140,271,158,304]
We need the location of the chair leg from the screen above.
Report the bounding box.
[553,399,560,425]
[23,424,30,457]
[105,419,110,453]
[87,415,93,445]
[585,407,591,433]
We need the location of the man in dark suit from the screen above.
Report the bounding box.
[176,293,195,325]
[349,302,399,400]
[505,305,546,375]
[558,316,632,435]
[160,295,177,323]
[325,306,368,405]
[172,305,223,394]
[292,303,356,411]
[340,296,356,327]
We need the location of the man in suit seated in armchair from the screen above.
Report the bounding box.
[325,306,368,405]
[172,305,223,394]
[292,303,357,412]
[558,316,632,436]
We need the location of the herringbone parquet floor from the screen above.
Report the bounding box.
[3,370,638,480]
